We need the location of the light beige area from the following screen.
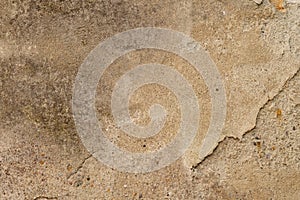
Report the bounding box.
[0,0,299,199]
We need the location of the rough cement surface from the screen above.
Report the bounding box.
[0,0,299,199]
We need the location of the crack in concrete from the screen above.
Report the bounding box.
[252,0,264,5]
[33,194,70,200]
[34,196,58,200]
[191,66,300,170]
[67,154,92,180]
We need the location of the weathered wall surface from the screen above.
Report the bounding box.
[0,0,299,199]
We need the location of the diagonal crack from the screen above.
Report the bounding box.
[192,66,300,170]
[67,154,92,180]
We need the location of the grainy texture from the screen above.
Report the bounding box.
[0,0,299,199]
